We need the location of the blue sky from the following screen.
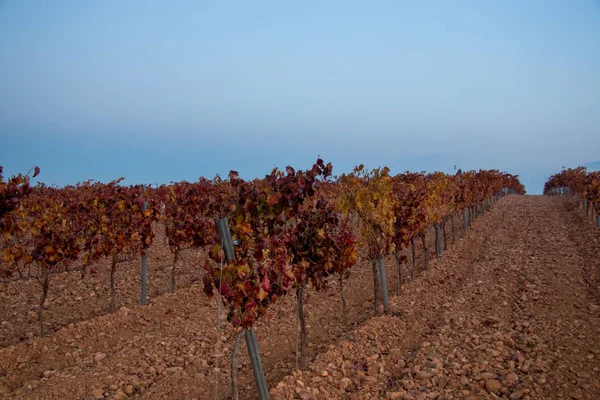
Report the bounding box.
[1,1,599,193]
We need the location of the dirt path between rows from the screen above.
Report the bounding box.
[272,195,600,400]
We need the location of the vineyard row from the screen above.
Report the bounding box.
[544,167,600,228]
[1,161,525,398]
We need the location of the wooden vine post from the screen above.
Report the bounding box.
[434,223,442,258]
[411,238,416,278]
[442,219,448,251]
[421,232,428,270]
[141,201,148,306]
[378,258,389,309]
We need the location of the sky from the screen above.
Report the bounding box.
[1,1,599,193]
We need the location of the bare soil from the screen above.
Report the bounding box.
[271,196,600,400]
[2,195,597,400]
[0,224,209,348]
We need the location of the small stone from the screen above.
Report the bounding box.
[504,373,519,386]
[24,380,39,389]
[340,377,352,390]
[388,392,403,400]
[402,379,416,390]
[481,372,496,380]
[114,391,128,400]
[416,371,434,380]
[94,353,107,362]
[91,388,105,399]
[485,379,502,393]
[510,390,524,400]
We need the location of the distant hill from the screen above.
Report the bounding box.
[583,161,600,171]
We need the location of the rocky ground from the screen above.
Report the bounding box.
[1,195,598,399]
[271,196,600,400]
[0,224,208,348]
